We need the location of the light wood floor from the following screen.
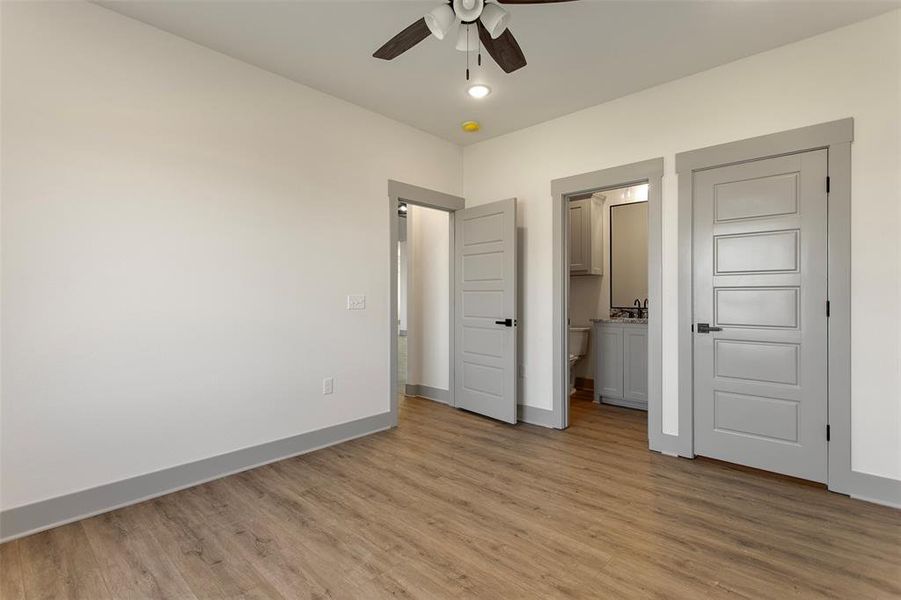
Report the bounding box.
[2,395,900,599]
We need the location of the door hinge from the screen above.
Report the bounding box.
[826,300,831,317]
[826,424,831,442]
[826,176,831,193]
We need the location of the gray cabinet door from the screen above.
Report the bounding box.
[595,327,624,400]
[569,200,589,273]
[692,150,828,482]
[623,328,648,403]
[454,198,518,423]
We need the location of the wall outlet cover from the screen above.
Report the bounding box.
[346,295,366,310]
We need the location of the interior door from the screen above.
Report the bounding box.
[692,150,828,482]
[454,198,517,423]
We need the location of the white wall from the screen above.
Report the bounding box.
[463,11,901,480]
[397,216,408,333]
[405,205,450,392]
[398,239,408,333]
[0,1,461,510]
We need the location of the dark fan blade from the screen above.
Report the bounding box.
[373,18,431,60]
[477,21,526,73]
[497,0,577,3]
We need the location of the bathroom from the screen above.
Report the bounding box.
[569,183,649,412]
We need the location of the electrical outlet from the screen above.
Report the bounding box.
[346,295,366,310]
[322,377,334,395]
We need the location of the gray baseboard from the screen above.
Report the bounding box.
[600,396,648,412]
[0,412,392,543]
[518,404,557,428]
[846,471,901,509]
[404,384,449,404]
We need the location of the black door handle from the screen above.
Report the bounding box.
[495,318,514,327]
[696,322,722,334]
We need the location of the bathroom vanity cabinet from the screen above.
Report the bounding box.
[593,320,647,410]
[569,196,604,275]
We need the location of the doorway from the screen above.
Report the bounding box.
[400,202,452,404]
[388,181,520,426]
[550,159,666,448]
[397,202,408,395]
[568,185,651,424]
[388,182,460,428]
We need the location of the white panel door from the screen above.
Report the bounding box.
[454,199,517,423]
[693,150,828,482]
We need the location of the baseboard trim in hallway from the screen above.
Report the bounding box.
[404,384,450,404]
[517,404,557,428]
[0,411,392,542]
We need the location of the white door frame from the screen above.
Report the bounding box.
[387,180,464,427]
[676,118,898,506]
[550,158,665,446]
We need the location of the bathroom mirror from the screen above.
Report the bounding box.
[609,201,648,310]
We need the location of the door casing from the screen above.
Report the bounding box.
[675,119,860,494]
[387,180,463,427]
[550,158,665,442]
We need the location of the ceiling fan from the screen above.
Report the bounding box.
[373,0,577,75]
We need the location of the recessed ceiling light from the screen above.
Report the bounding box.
[461,121,481,133]
[467,84,491,99]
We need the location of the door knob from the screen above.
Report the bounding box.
[495,318,514,327]
[696,322,722,334]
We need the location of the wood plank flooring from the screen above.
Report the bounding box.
[2,396,899,599]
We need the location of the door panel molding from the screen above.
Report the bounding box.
[676,118,900,506]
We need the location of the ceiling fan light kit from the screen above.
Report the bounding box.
[455,23,480,52]
[424,4,456,40]
[453,0,485,22]
[480,3,510,39]
[467,84,491,98]
[373,0,577,74]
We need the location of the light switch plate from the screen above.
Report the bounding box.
[322,377,334,395]
[346,295,366,310]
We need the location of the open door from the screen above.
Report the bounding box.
[454,198,517,423]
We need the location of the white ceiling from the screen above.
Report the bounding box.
[97,0,899,145]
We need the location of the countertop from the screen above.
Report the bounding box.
[590,317,648,325]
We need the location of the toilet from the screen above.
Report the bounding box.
[569,327,591,395]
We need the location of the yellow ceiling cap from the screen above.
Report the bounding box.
[461,120,480,133]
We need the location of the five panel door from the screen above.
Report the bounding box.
[692,150,828,482]
[454,198,518,423]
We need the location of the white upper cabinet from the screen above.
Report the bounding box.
[569,197,604,276]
